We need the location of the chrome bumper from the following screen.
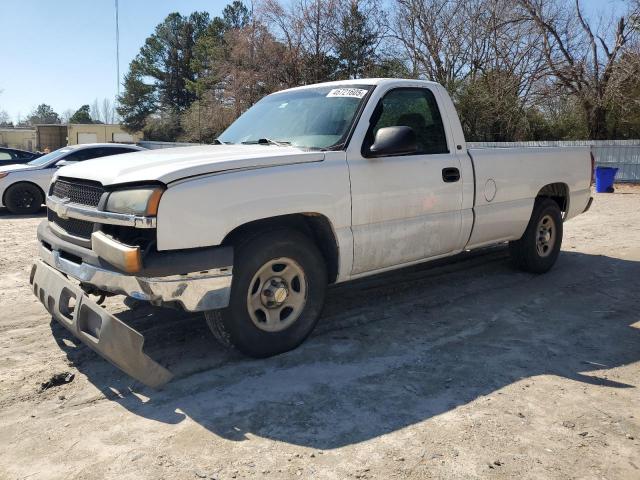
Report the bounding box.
[39,243,232,312]
[31,260,173,388]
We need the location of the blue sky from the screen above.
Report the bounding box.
[0,0,629,122]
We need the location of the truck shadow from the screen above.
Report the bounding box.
[50,249,640,449]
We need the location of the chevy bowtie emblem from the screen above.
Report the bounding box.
[56,198,71,219]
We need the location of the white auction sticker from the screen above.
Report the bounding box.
[326,88,368,99]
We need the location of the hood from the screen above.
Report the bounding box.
[57,144,325,186]
[0,163,40,173]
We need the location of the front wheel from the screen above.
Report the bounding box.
[205,229,327,358]
[4,182,43,215]
[509,198,563,273]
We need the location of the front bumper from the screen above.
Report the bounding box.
[33,219,234,387]
[31,260,173,388]
[39,242,233,311]
[37,220,233,312]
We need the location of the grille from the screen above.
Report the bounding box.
[48,209,95,240]
[51,178,104,207]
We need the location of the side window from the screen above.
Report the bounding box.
[0,152,11,160]
[66,147,138,162]
[364,88,448,155]
[64,148,107,162]
[106,147,138,155]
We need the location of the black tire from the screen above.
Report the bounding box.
[4,182,44,215]
[509,198,563,274]
[205,228,327,358]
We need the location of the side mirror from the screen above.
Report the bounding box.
[55,160,75,168]
[368,126,418,157]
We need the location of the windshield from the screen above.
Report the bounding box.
[27,147,72,167]
[218,85,372,149]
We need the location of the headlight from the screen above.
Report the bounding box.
[0,172,9,179]
[105,187,164,216]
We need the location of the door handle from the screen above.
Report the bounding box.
[442,167,460,183]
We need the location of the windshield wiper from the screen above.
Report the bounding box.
[214,138,232,145]
[241,138,291,146]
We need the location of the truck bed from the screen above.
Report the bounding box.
[465,147,592,249]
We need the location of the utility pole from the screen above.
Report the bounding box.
[115,0,120,98]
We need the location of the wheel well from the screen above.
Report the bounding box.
[2,181,46,206]
[536,183,569,213]
[221,214,340,283]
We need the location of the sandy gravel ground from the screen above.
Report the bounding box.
[0,186,639,480]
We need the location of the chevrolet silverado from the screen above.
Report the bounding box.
[30,79,593,387]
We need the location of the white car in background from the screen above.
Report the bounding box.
[0,143,144,214]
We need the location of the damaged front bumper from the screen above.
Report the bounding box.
[33,220,234,387]
[39,242,232,312]
[37,220,233,312]
[31,260,173,388]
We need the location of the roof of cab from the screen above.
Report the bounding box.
[277,78,440,94]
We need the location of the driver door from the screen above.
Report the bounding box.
[347,87,464,275]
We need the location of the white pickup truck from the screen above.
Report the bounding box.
[30,79,593,387]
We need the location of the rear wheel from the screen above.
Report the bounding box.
[205,229,327,358]
[509,198,563,273]
[4,183,43,214]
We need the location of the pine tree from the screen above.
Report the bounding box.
[117,11,211,134]
[68,105,93,124]
[117,60,157,132]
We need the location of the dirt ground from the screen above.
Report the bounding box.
[0,186,639,480]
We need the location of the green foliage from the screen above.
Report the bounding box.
[118,11,211,135]
[142,112,183,141]
[367,58,413,80]
[117,60,157,133]
[180,93,235,143]
[605,53,640,139]
[455,71,527,142]
[538,97,589,141]
[189,17,228,96]
[222,1,250,29]
[300,52,340,85]
[0,110,12,127]
[139,12,210,111]
[68,105,93,124]
[28,104,60,125]
[334,1,381,79]
[116,0,640,142]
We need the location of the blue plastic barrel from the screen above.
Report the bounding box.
[595,166,618,193]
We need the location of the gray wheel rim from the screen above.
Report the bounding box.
[247,257,307,332]
[536,214,556,258]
